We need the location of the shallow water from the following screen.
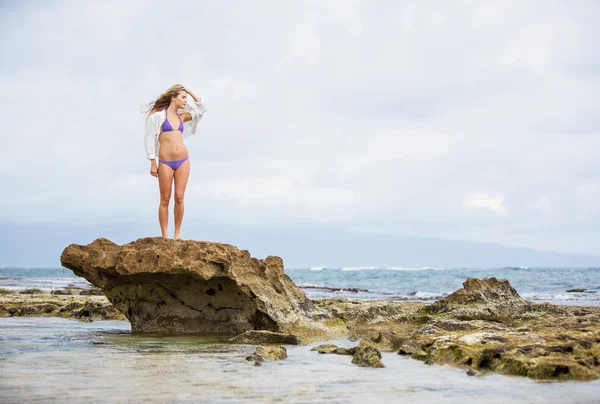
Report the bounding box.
[1,318,599,403]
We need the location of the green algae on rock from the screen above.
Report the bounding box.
[351,339,385,368]
[310,340,385,368]
[246,346,288,366]
[311,344,354,355]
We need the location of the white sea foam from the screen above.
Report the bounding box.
[341,266,378,271]
[310,266,325,271]
[339,266,444,271]
[384,266,443,271]
[414,291,444,299]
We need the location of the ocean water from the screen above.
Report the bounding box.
[286,266,600,306]
[3,266,598,306]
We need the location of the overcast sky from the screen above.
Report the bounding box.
[1,0,599,255]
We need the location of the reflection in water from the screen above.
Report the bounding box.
[1,318,599,403]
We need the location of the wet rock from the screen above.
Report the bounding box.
[19,288,44,295]
[69,300,124,321]
[416,325,438,335]
[566,289,586,293]
[246,346,287,366]
[312,299,417,330]
[51,289,77,295]
[311,344,339,354]
[432,320,474,331]
[310,344,356,355]
[351,340,385,368]
[79,289,104,296]
[335,347,357,355]
[229,330,300,345]
[61,237,329,334]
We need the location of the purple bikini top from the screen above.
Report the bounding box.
[161,109,184,133]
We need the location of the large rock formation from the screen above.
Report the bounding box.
[60,237,330,334]
[313,278,600,381]
[420,277,529,323]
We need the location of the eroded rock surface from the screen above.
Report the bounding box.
[60,237,330,334]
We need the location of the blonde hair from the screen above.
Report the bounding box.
[143,84,185,117]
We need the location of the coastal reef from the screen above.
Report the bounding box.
[314,277,600,381]
[60,237,334,334]
[4,237,597,382]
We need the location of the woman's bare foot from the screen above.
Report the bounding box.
[174,232,181,240]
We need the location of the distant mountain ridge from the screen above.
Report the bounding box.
[1,221,599,268]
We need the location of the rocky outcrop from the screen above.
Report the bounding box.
[315,279,600,381]
[246,346,288,366]
[229,330,300,345]
[420,277,528,323]
[0,294,124,321]
[60,237,331,334]
[397,326,600,381]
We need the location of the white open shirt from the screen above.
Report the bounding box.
[144,98,207,161]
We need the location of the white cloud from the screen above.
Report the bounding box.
[463,193,507,214]
[0,0,599,254]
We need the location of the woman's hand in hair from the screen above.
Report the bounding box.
[182,86,199,102]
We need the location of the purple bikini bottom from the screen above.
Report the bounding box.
[159,156,189,171]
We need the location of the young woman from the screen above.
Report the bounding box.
[144,84,207,239]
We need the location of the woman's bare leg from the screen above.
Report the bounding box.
[173,158,191,240]
[157,163,175,238]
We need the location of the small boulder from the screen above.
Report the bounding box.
[246,346,287,366]
[311,344,356,355]
[351,340,385,368]
[566,289,585,293]
[229,330,300,345]
[311,344,339,354]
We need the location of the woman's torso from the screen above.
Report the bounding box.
[158,112,188,160]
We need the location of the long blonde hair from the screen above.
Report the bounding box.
[143,84,184,118]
